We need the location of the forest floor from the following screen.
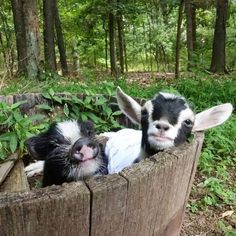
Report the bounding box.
[180,172,236,236]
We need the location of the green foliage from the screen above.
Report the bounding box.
[0,88,123,161]
[195,115,236,207]
[0,101,45,160]
[218,220,236,236]
[39,88,122,133]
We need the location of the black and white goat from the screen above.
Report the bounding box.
[105,87,233,173]
[25,120,108,187]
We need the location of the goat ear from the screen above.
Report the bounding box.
[192,103,233,132]
[116,87,142,124]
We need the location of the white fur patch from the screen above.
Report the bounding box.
[176,108,195,129]
[159,92,183,100]
[106,128,142,173]
[25,161,44,177]
[143,100,154,123]
[66,158,102,180]
[57,120,82,144]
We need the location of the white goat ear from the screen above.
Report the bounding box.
[192,103,233,132]
[116,87,142,124]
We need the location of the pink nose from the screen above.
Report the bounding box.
[79,145,94,161]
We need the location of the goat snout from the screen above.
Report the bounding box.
[155,123,170,131]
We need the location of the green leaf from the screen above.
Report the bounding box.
[9,134,18,153]
[86,112,101,123]
[95,96,107,106]
[53,96,62,104]
[0,132,15,141]
[10,101,26,109]
[42,92,51,99]
[48,88,55,97]
[13,111,23,122]
[112,111,122,116]
[27,114,46,123]
[63,104,70,117]
[1,115,13,126]
[81,113,88,121]
[36,104,53,111]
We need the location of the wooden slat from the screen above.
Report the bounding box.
[0,159,30,193]
[0,182,90,236]
[0,154,18,186]
[120,133,204,236]
[86,174,128,236]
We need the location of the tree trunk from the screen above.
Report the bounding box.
[22,0,40,79]
[103,20,108,71]
[175,0,185,79]
[108,0,117,77]
[72,46,80,73]
[11,0,27,75]
[117,0,124,74]
[210,0,228,74]
[160,0,169,25]
[185,0,196,71]
[43,0,57,72]
[124,36,128,72]
[54,0,68,76]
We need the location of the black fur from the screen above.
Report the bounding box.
[151,94,187,125]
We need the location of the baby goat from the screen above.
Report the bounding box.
[25,120,108,187]
[106,87,233,173]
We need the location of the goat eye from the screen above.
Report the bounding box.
[141,109,148,118]
[184,119,193,127]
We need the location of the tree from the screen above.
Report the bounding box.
[55,0,68,76]
[175,0,185,78]
[43,0,57,72]
[11,0,27,75]
[210,0,228,74]
[108,0,117,76]
[22,0,40,79]
[0,5,15,77]
[117,0,125,74]
[185,0,196,71]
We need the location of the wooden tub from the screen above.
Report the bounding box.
[0,93,204,236]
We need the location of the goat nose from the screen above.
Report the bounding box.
[156,123,170,131]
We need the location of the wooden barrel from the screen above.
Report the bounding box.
[0,94,204,236]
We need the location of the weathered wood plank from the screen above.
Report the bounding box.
[0,154,18,186]
[119,159,156,236]
[120,133,204,236]
[86,174,128,236]
[151,133,204,236]
[0,159,30,193]
[0,182,90,236]
[174,132,204,236]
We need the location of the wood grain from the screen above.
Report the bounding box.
[0,182,90,236]
[86,174,128,236]
[0,154,18,186]
[0,159,30,193]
